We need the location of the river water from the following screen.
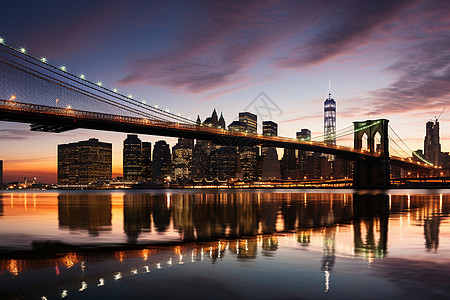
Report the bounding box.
[0,189,449,299]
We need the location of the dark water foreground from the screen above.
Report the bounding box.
[0,189,449,299]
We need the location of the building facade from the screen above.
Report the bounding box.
[424,120,441,166]
[324,90,336,145]
[123,134,143,181]
[58,138,112,186]
[153,140,172,181]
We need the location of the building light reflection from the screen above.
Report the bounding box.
[98,278,105,286]
[78,281,87,292]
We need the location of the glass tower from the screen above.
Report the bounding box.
[324,86,336,145]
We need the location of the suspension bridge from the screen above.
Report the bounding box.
[0,39,438,188]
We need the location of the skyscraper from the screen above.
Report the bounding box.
[239,112,257,134]
[142,142,152,180]
[263,121,278,136]
[153,140,172,181]
[58,138,112,186]
[262,121,280,180]
[123,134,143,181]
[424,120,441,166]
[172,138,193,180]
[324,82,336,145]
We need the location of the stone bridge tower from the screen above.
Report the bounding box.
[353,119,390,188]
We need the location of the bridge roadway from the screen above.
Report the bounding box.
[0,99,434,170]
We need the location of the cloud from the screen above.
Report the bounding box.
[368,37,450,115]
[118,0,422,96]
[0,129,30,140]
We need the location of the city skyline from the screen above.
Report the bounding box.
[1,0,449,183]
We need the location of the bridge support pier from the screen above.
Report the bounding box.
[353,158,390,189]
[353,119,390,189]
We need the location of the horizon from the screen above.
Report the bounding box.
[1,0,449,183]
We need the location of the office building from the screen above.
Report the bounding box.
[58,138,112,186]
[324,85,336,145]
[123,134,143,181]
[296,129,311,141]
[261,121,280,180]
[263,121,278,136]
[172,138,193,180]
[424,120,441,166]
[153,140,172,181]
[190,143,209,180]
[142,142,152,180]
[239,112,257,134]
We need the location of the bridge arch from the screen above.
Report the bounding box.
[353,119,389,158]
[353,119,390,189]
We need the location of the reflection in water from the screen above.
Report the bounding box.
[0,194,3,216]
[58,194,112,236]
[1,191,450,299]
[353,194,389,259]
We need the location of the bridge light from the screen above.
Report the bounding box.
[142,100,146,104]
[113,89,118,93]
[67,105,71,109]
[166,109,170,112]
[80,74,85,79]
[97,82,102,86]
[41,57,47,63]
[19,47,26,53]
[155,105,158,108]
[0,37,4,44]
[177,113,181,116]
[10,95,16,101]
[128,95,133,99]
[60,66,66,72]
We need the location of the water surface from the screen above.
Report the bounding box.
[0,189,449,299]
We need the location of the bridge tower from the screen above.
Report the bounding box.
[353,119,390,188]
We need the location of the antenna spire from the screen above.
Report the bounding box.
[328,75,331,98]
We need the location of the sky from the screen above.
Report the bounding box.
[0,0,449,183]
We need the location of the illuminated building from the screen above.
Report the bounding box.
[58,138,112,186]
[296,129,311,141]
[238,112,258,179]
[262,121,280,180]
[228,120,246,132]
[190,143,209,180]
[324,84,336,145]
[142,142,152,180]
[424,120,441,166]
[123,134,143,181]
[239,112,257,134]
[152,140,172,181]
[210,147,238,180]
[263,121,277,136]
[172,138,193,180]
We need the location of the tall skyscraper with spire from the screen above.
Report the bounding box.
[324,78,336,145]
